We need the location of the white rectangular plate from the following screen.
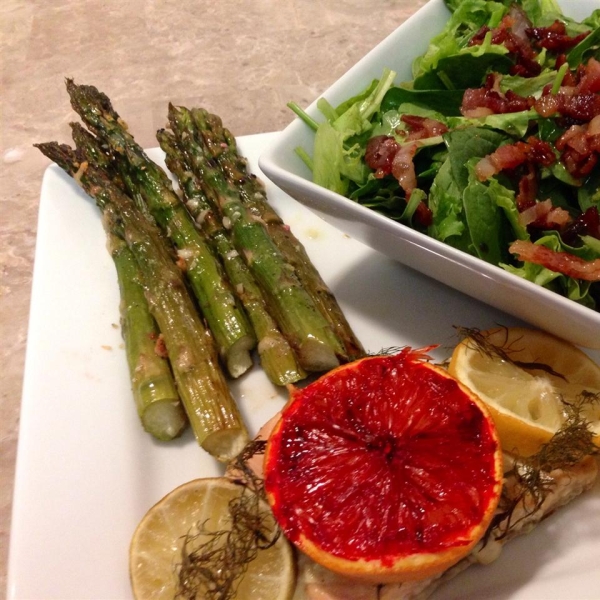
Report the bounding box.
[7,132,600,599]
[259,0,600,350]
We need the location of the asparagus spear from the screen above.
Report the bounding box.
[109,231,187,440]
[35,139,249,462]
[156,129,306,386]
[65,80,255,378]
[168,105,343,372]
[67,122,187,440]
[195,108,364,361]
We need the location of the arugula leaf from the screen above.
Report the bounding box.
[499,71,556,97]
[537,116,566,142]
[401,188,428,225]
[381,87,465,116]
[582,235,600,255]
[332,69,397,134]
[375,106,448,133]
[444,127,508,189]
[488,177,529,241]
[333,79,380,118]
[415,1,510,77]
[583,10,600,29]
[443,0,463,12]
[350,179,426,226]
[537,177,579,212]
[316,97,340,123]
[567,26,600,67]
[414,52,513,90]
[578,170,600,212]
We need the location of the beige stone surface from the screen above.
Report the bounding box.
[0,0,426,595]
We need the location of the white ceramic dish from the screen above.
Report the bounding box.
[7,133,600,599]
[259,0,600,350]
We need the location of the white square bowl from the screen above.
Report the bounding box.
[259,0,600,350]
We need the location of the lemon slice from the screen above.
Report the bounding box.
[130,477,295,600]
[449,327,600,456]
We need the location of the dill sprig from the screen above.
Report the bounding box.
[455,326,567,380]
[175,440,281,600]
[489,393,599,541]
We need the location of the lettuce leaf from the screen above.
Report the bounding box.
[429,157,471,251]
[311,69,397,194]
[416,0,510,79]
[448,109,537,138]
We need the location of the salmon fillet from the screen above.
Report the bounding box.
[288,455,598,600]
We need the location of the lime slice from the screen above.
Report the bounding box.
[130,477,295,599]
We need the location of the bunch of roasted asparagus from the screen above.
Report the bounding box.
[36,80,363,461]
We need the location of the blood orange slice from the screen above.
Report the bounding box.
[264,348,503,583]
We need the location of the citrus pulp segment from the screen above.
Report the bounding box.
[449,327,600,456]
[264,349,503,583]
[129,477,295,600]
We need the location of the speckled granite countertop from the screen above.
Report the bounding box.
[0,0,426,595]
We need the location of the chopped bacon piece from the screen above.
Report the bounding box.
[365,118,449,177]
[510,239,600,281]
[475,144,526,180]
[509,56,543,78]
[516,164,538,211]
[535,92,600,121]
[415,202,433,227]
[556,116,600,178]
[364,135,400,178]
[534,59,600,122]
[507,5,532,45]
[563,93,600,121]
[577,57,600,94]
[527,21,590,53]
[475,156,497,180]
[494,143,529,169]
[590,113,600,136]
[475,137,555,181]
[401,114,448,141]
[556,124,589,153]
[461,74,534,117]
[364,136,432,227]
[469,7,541,77]
[526,136,556,165]
[391,142,418,195]
[562,147,598,178]
[518,199,571,229]
[532,93,561,117]
[469,25,491,46]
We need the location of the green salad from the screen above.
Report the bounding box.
[291,0,600,312]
